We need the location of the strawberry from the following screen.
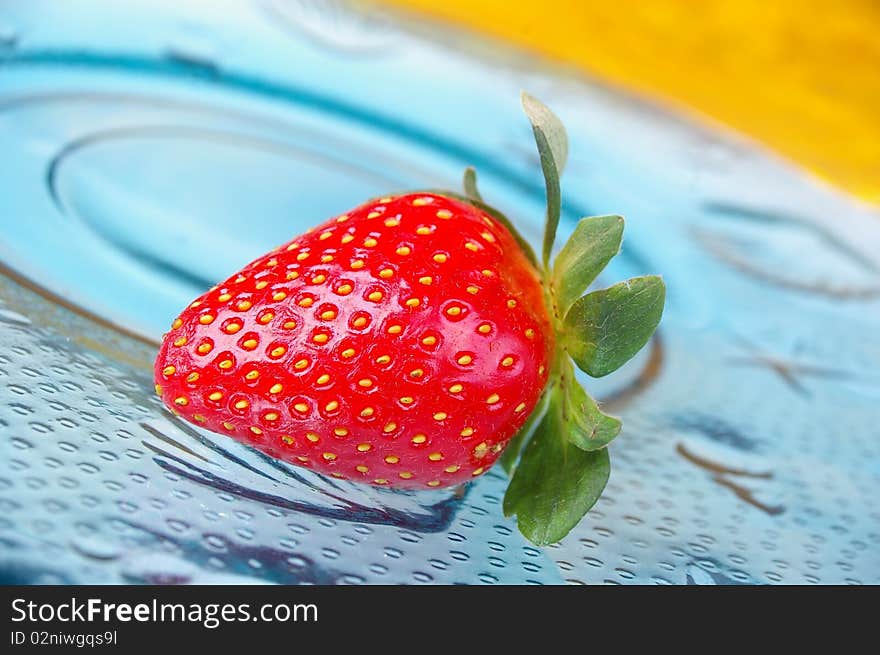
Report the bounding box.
[154,93,665,544]
[155,192,553,489]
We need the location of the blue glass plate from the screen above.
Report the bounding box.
[1,0,879,584]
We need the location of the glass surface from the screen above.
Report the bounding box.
[1,0,878,584]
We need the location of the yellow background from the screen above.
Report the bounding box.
[380,0,880,204]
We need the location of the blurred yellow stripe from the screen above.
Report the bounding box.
[380,0,880,204]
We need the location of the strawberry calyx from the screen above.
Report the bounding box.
[446,93,666,545]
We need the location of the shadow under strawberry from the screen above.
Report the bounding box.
[141,414,468,532]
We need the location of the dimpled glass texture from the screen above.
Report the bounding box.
[0,0,878,584]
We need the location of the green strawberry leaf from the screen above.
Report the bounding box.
[563,275,666,378]
[500,391,548,474]
[499,428,528,475]
[553,215,624,314]
[462,166,484,202]
[560,361,622,451]
[521,92,568,268]
[503,383,611,545]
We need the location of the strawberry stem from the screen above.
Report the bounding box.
[462,167,483,203]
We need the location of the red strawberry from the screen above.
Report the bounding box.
[155,192,553,488]
[153,94,664,545]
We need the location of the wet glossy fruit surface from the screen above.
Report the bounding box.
[155,193,552,488]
